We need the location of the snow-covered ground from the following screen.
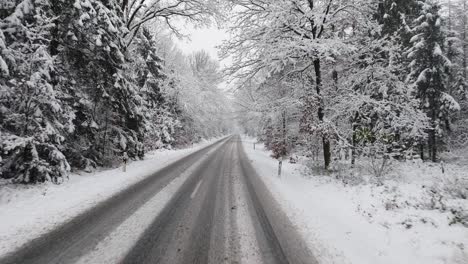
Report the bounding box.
[241,136,468,264]
[0,138,221,257]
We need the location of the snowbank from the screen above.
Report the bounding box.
[0,137,222,257]
[241,136,468,264]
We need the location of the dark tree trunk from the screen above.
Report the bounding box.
[428,127,437,162]
[428,105,437,162]
[282,110,286,149]
[313,58,331,169]
[419,142,425,160]
[429,133,437,162]
[352,120,357,166]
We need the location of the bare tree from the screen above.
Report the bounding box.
[120,0,223,48]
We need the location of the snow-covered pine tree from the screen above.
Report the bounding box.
[333,37,429,163]
[0,0,70,183]
[323,0,428,163]
[1,0,230,184]
[437,0,468,150]
[374,0,423,84]
[51,0,145,168]
[441,0,468,97]
[261,118,275,150]
[407,0,460,161]
[131,27,179,151]
[376,0,421,41]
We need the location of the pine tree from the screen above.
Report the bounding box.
[50,0,147,168]
[375,0,423,82]
[376,0,421,41]
[407,0,460,161]
[131,28,179,151]
[0,0,70,183]
[1,0,229,184]
[335,37,429,161]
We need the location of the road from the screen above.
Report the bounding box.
[0,136,317,264]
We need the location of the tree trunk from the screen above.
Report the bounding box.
[463,0,467,83]
[279,109,287,178]
[282,109,286,151]
[278,159,282,177]
[430,131,437,162]
[429,106,437,162]
[428,131,437,162]
[420,142,425,161]
[427,129,436,162]
[351,121,357,166]
[313,58,331,169]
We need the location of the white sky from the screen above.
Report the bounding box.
[172,24,231,67]
[173,23,233,90]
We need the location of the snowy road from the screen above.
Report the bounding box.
[0,136,316,264]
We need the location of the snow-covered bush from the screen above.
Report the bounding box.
[365,155,393,181]
[0,136,70,183]
[442,173,468,200]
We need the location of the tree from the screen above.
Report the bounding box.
[376,0,421,40]
[120,0,223,48]
[441,0,467,89]
[128,27,179,151]
[223,0,369,169]
[1,0,232,184]
[0,0,70,183]
[439,0,467,98]
[464,0,467,84]
[153,39,232,143]
[330,37,429,163]
[407,0,460,161]
[49,0,147,168]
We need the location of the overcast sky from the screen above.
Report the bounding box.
[173,24,231,67]
[173,23,233,90]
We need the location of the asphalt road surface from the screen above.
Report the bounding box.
[0,136,317,264]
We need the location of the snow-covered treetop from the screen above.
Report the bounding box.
[222,0,374,83]
[121,0,225,48]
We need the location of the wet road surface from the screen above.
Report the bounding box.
[0,136,317,264]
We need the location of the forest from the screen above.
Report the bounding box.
[1,0,468,184]
[1,1,468,263]
[0,0,231,183]
[231,0,468,174]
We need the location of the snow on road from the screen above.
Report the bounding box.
[232,164,264,264]
[241,136,468,264]
[0,138,221,258]
[74,142,224,264]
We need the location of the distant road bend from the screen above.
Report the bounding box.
[0,135,317,264]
